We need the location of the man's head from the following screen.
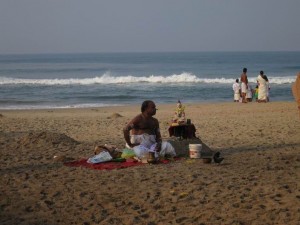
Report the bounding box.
[236,78,239,83]
[141,100,157,116]
[260,71,264,75]
[243,68,247,73]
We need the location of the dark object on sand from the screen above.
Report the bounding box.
[213,152,224,164]
[202,158,212,164]
[147,152,156,164]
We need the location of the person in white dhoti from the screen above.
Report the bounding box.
[232,79,241,102]
[257,71,268,103]
[123,100,176,159]
[240,68,248,103]
[246,83,253,102]
[264,75,270,102]
[126,133,175,159]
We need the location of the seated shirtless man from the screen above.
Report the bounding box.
[123,100,176,159]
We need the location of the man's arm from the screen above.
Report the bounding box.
[123,115,140,148]
[123,123,134,148]
[154,119,162,152]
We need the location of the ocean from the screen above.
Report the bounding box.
[0,52,299,110]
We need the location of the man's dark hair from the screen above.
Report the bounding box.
[260,70,264,75]
[236,78,239,82]
[141,100,153,112]
[243,68,247,73]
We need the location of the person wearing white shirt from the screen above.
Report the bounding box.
[232,79,241,102]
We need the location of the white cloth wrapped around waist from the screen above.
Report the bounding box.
[234,93,240,101]
[241,83,247,93]
[257,75,267,100]
[126,134,176,159]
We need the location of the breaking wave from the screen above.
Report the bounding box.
[0,72,295,86]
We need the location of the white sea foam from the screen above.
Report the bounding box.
[0,103,122,110]
[0,73,295,85]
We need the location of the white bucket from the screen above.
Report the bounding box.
[189,144,202,159]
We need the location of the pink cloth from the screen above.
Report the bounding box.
[64,158,181,170]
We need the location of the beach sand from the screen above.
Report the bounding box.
[1,102,299,225]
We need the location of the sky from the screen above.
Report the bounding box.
[0,0,299,54]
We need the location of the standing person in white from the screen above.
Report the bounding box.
[257,71,268,103]
[246,83,253,102]
[264,75,270,102]
[240,68,248,103]
[232,79,240,102]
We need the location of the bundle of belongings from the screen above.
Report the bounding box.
[65,143,178,171]
[87,134,176,164]
[87,144,123,164]
[125,133,176,161]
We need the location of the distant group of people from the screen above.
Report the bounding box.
[232,68,270,103]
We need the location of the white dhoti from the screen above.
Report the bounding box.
[126,134,176,159]
[257,75,267,100]
[234,91,240,101]
[246,88,252,99]
[241,83,247,93]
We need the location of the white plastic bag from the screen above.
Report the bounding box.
[133,143,158,159]
[87,151,112,164]
[133,145,149,159]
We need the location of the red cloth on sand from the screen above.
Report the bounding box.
[64,158,179,171]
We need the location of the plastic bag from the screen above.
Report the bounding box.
[87,150,112,164]
[133,143,158,159]
[121,148,136,159]
[133,145,149,159]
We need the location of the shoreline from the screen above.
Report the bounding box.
[0,99,296,111]
[1,101,299,224]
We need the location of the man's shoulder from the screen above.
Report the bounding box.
[135,113,143,118]
[132,113,157,121]
[151,117,159,122]
[131,113,143,122]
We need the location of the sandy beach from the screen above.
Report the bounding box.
[1,101,299,225]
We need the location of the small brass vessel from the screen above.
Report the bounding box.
[147,152,156,164]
